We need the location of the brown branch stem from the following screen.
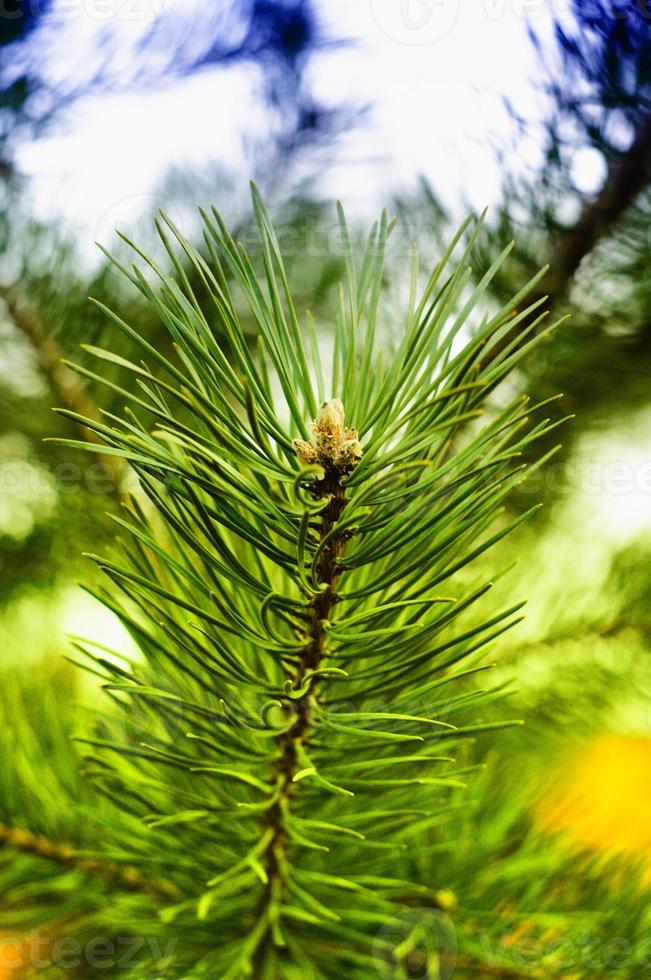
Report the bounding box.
[0,284,124,495]
[484,113,651,369]
[546,113,651,298]
[0,822,179,902]
[257,468,348,957]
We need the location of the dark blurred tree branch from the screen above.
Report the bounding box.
[0,283,124,493]
[0,822,178,900]
[541,112,651,306]
[520,2,651,316]
[455,0,651,462]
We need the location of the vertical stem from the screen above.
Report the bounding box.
[257,469,347,955]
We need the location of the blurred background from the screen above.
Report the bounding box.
[2,0,651,975]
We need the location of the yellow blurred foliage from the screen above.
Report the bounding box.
[0,928,60,978]
[0,935,34,979]
[536,733,651,876]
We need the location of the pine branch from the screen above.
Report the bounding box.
[513,111,651,335]
[483,44,651,364]
[1,189,647,976]
[0,283,124,494]
[38,189,570,977]
[453,955,549,979]
[0,822,179,901]
[546,114,651,291]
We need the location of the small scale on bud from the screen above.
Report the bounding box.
[294,399,363,475]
